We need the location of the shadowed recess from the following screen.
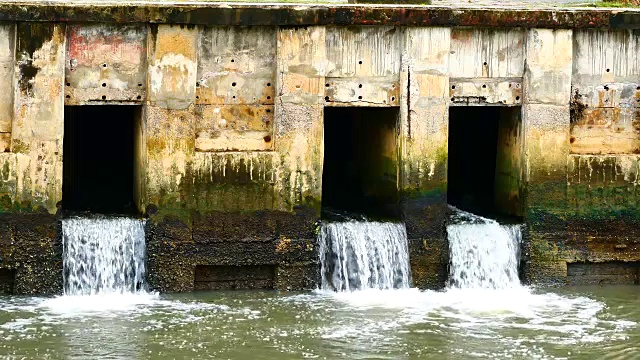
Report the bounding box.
[0,268,15,294]
[322,107,399,220]
[63,105,141,215]
[447,106,523,221]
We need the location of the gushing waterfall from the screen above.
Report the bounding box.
[62,217,147,296]
[318,221,411,291]
[446,209,521,289]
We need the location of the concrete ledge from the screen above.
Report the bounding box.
[0,2,633,28]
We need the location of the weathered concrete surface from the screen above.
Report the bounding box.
[149,24,197,109]
[521,29,573,285]
[7,23,65,214]
[401,27,450,289]
[65,24,147,105]
[3,5,640,293]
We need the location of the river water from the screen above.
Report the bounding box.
[0,287,638,359]
[1,212,639,359]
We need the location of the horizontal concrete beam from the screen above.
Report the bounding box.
[0,2,635,28]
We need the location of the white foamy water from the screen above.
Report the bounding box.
[318,221,411,291]
[447,209,521,289]
[62,217,147,296]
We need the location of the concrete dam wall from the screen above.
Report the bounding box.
[1,2,640,294]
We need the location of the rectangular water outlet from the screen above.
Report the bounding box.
[194,265,276,290]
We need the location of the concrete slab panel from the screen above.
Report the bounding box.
[450,28,525,79]
[195,104,274,152]
[65,24,146,104]
[197,26,275,105]
[326,26,400,78]
[149,24,197,110]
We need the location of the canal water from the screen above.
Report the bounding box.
[0,212,639,359]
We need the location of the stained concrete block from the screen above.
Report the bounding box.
[149,24,197,110]
[450,28,525,79]
[276,26,326,210]
[197,26,275,106]
[325,26,400,78]
[401,28,450,190]
[277,26,326,105]
[144,105,196,212]
[324,76,399,106]
[523,103,570,183]
[525,29,573,105]
[195,104,274,152]
[190,152,280,212]
[11,23,65,213]
[571,107,640,155]
[65,24,147,104]
[573,29,640,85]
[401,28,449,249]
[274,102,323,209]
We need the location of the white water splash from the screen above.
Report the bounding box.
[318,221,411,291]
[447,209,521,289]
[62,217,147,296]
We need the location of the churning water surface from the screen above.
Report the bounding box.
[0,212,639,359]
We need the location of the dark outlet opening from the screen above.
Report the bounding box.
[322,107,399,220]
[448,106,523,221]
[0,268,15,295]
[63,105,141,215]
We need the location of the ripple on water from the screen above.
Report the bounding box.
[0,287,637,359]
